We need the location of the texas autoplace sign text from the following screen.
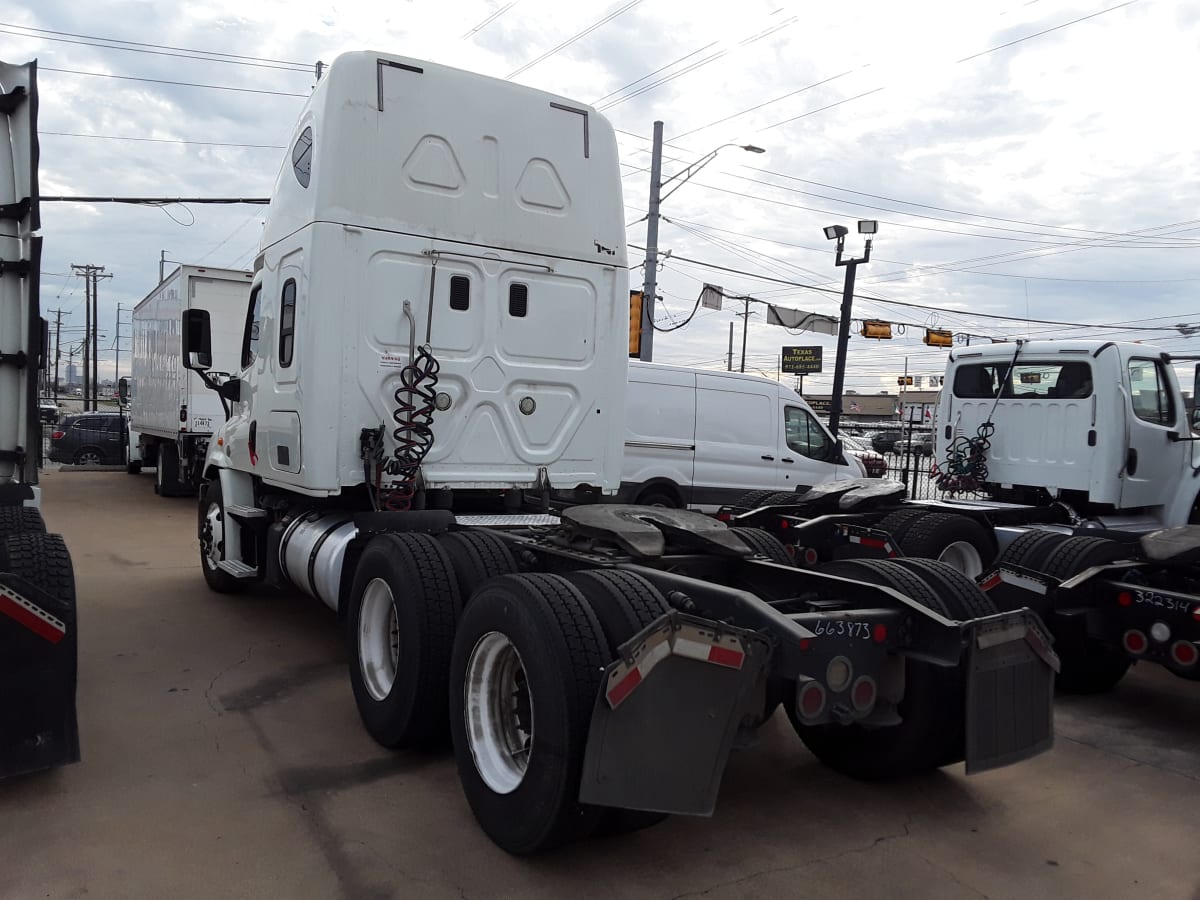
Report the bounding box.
[782,346,822,375]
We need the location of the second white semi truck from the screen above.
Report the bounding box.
[124,265,251,496]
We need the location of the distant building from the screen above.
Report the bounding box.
[804,390,941,427]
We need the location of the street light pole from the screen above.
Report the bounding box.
[822,222,876,438]
[639,125,765,361]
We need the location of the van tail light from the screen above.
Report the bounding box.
[1170,641,1198,668]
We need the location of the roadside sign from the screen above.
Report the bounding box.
[782,346,822,375]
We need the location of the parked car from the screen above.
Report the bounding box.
[48,412,125,465]
[870,427,904,454]
[840,434,888,478]
[38,397,60,424]
[893,434,935,457]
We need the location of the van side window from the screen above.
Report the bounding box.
[279,279,297,368]
[241,285,263,370]
[1128,359,1175,426]
[785,407,834,460]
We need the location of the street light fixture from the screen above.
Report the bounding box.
[639,121,765,361]
[823,220,877,438]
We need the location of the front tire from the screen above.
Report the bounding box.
[199,481,244,595]
[347,533,460,748]
[450,573,608,854]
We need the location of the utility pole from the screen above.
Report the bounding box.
[72,263,111,409]
[738,296,753,373]
[114,303,122,385]
[49,308,63,397]
[726,322,734,371]
[639,120,665,363]
[159,250,168,285]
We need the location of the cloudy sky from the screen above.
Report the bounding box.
[9,0,1200,392]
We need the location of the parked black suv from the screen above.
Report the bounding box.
[870,428,904,454]
[48,412,125,465]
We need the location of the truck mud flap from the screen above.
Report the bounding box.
[579,611,770,816]
[0,572,80,778]
[965,610,1057,775]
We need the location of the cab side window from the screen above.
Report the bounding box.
[1128,359,1175,426]
[785,406,834,460]
[241,285,263,370]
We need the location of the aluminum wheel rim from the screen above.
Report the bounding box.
[359,578,400,702]
[465,631,533,794]
[202,502,223,572]
[78,450,102,465]
[938,541,983,579]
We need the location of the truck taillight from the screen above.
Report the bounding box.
[795,679,826,720]
[1193,606,1200,623]
[1116,591,1133,607]
[851,676,877,713]
[1171,641,1198,667]
[1122,629,1148,655]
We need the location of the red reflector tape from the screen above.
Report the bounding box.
[0,585,67,644]
[979,571,1002,592]
[707,644,745,668]
[606,666,642,707]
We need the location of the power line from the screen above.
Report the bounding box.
[42,131,285,149]
[0,22,310,68]
[507,0,646,79]
[40,66,309,98]
[461,2,520,39]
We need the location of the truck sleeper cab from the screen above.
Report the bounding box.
[185,52,1057,854]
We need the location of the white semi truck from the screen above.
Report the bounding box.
[123,265,252,496]
[0,59,79,778]
[181,51,1057,854]
[724,339,1200,695]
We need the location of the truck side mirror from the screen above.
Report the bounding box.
[182,308,213,371]
[118,377,129,404]
[218,379,242,403]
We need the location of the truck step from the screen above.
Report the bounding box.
[224,504,267,519]
[216,559,259,578]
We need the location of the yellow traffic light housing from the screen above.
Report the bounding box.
[629,290,643,358]
[860,320,892,339]
[897,375,914,386]
[923,328,953,348]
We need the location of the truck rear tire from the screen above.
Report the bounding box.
[731,489,777,510]
[0,506,46,537]
[892,512,997,578]
[449,573,607,854]
[789,559,960,780]
[438,531,519,604]
[347,533,461,748]
[890,558,1000,766]
[1041,537,1132,694]
[875,508,933,544]
[997,529,1071,572]
[563,569,672,837]
[199,481,245,595]
[729,527,794,566]
[156,443,182,497]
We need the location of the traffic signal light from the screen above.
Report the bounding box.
[860,320,892,339]
[923,328,953,348]
[897,375,914,386]
[629,290,643,358]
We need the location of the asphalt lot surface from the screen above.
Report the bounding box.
[4,471,1200,899]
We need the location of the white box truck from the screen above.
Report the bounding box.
[620,361,864,510]
[125,265,252,496]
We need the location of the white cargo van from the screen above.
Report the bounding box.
[619,361,863,509]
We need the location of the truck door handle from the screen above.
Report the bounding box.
[761,455,775,461]
[781,457,794,464]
